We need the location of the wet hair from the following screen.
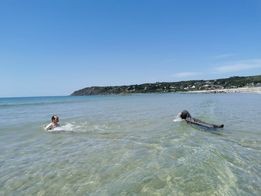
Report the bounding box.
[51,115,59,122]
[180,110,191,119]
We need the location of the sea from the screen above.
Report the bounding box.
[0,93,260,195]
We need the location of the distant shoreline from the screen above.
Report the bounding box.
[71,75,261,96]
[186,86,261,94]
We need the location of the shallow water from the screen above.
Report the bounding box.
[0,93,260,195]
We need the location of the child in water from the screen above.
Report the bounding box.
[45,115,60,130]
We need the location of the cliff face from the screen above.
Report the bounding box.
[71,75,261,96]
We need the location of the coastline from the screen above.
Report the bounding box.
[187,86,261,94]
[71,75,261,96]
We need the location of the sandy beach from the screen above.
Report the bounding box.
[188,86,261,94]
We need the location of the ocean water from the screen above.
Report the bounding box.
[0,93,260,195]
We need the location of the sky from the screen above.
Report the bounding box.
[0,0,261,97]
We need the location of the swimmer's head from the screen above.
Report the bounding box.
[51,115,59,123]
[180,110,191,119]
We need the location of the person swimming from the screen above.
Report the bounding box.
[179,110,224,129]
[45,115,61,130]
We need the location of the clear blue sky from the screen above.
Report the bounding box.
[0,0,261,97]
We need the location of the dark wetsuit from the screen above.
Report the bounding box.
[180,110,224,129]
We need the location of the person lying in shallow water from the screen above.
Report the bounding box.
[179,110,224,129]
[45,115,61,130]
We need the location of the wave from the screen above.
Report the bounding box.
[0,96,101,109]
[45,123,80,133]
[0,101,75,108]
[44,122,118,134]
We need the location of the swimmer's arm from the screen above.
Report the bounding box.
[44,123,53,130]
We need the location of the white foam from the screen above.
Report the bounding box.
[173,113,182,122]
[61,123,74,131]
[173,118,182,122]
[46,123,76,133]
[44,121,118,134]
